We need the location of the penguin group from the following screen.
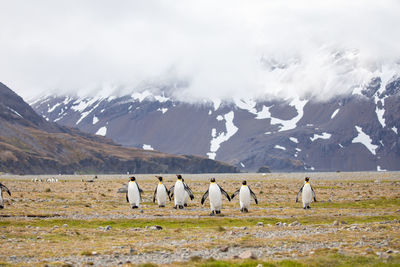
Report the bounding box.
[0,176,317,212]
[124,175,317,214]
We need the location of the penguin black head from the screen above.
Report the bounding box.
[156,176,163,182]
[305,177,310,182]
[130,176,136,181]
[210,178,216,183]
[176,174,182,180]
[242,180,247,185]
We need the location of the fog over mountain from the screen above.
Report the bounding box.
[1,0,400,102]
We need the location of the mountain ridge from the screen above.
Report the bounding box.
[0,82,239,174]
[31,75,400,172]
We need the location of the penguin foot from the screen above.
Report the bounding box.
[159,205,165,208]
[184,203,188,207]
[209,211,215,216]
[244,208,248,213]
[215,210,221,214]
[173,205,177,209]
[0,206,3,209]
[303,207,306,209]
[178,205,184,209]
[132,206,138,209]
[307,206,311,209]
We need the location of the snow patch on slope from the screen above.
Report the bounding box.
[274,145,286,150]
[142,144,154,150]
[48,103,61,113]
[310,132,332,142]
[157,108,168,114]
[289,137,299,143]
[376,106,386,128]
[7,107,23,118]
[255,105,271,119]
[392,127,398,134]
[331,108,340,119]
[270,98,308,132]
[207,111,238,160]
[352,126,378,155]
[96,126,107,136]
[71,97,98,113]
[93,116,99,125]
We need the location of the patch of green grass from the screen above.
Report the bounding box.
[186,253,400,267]
[313,197,400,209]
[0,213,398,230]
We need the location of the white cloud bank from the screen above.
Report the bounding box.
[1,0,400,101]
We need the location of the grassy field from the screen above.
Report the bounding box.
[0,172,399,266]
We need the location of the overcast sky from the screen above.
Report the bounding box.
[1,0,400,101]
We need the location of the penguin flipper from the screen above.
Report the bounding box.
[169,185,174,198]
[231,189,240,199]
[0,184,11,196]
[164,184,171,201]
[311,185,317,202]
[201,189,209,205]
[126,192,129,203]
[153,186,157,203]
[296,185,304,203]
[219,185,231,201]
[184,183,194,200]
[249,187,258,204]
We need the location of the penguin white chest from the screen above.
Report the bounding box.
[209,183,222,210]
[302,183,312,204]
[239,186,251,208]
[128,182,140,206]
[174,181,185,205]
[156,184,167,205]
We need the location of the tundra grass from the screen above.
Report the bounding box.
[179,253,400,267]
[0,213,399,229]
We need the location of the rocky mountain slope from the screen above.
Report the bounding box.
[32,75,400,172]
[0,82,238,174]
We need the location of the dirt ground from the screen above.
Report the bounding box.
[0,172,399,266]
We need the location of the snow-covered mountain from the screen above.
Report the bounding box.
[31,75,400,172]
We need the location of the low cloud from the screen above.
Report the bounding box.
[1,0,400,101]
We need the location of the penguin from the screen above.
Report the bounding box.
[153,176,171,207]
[169,175,194,209]
[296,177,317,209]
[201,178,231,216]
[126,176,143,209]
[231,180,258,213]
[0,183,11,209]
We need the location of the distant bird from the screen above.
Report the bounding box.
[231,180,258,213]
[296,177,317,209]
[201,178,231,216]
[153,176,171,207]
[0,183,11,209]
[126,176,143,209]
[170,175,194,209]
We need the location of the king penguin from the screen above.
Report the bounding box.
[126,176,143,209]
[170,175,194,209]
[201,178,231,216]
[296,177,317,209]
[153,176,171,207]
[231,180,258,212]
[0,183,11,209]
